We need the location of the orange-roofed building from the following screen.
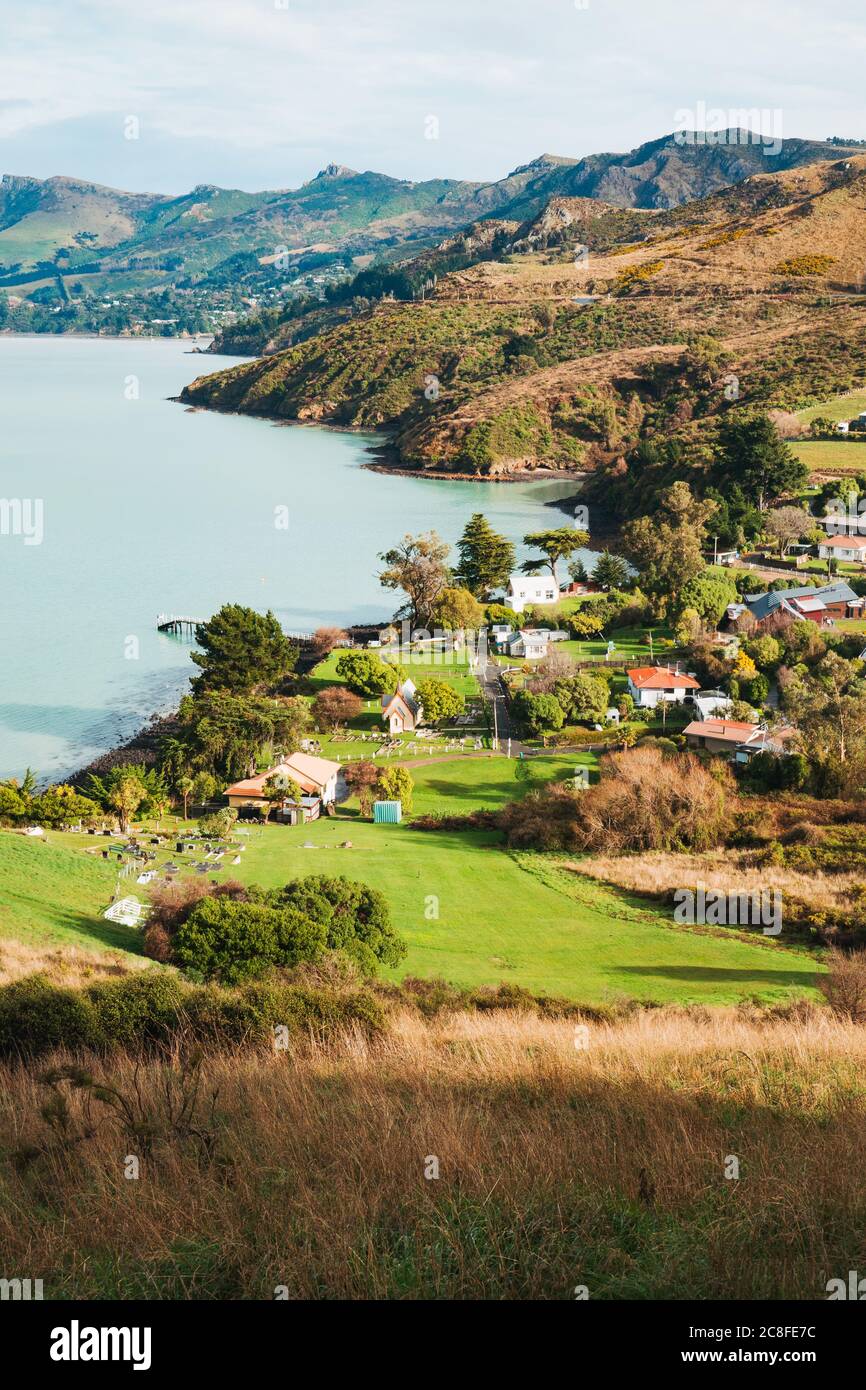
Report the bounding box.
[225,751,341,817]
[626,666,700,709]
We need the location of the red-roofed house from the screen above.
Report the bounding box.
[626,666,700,709]
[225,751,341,820]
[817,534,866,565]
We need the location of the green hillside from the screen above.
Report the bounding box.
[3,132,863,338]
[0,825,819,1005]
[0,834,141,956]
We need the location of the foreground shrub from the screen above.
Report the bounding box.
[182,976,386,1046]
[0,969,385,1059]
[173,899,327,984]
[0,975,100,1054]
[88,972,190,1049]
[153,874,406,984]
[818,949,866,1022]
[265,876,406,975]
[501,746,732,853]
[144,878,249,959]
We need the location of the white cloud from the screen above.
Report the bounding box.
[0,0,863,188]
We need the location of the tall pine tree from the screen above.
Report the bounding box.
[455,513,515,598]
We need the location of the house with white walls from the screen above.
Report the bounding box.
[507,575,559,613]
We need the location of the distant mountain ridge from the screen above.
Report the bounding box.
[489,131,861,216]
[0,131,861,330]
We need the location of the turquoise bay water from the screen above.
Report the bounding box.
[0,337,581,780]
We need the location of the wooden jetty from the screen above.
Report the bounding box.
[156,614,201,635]
[157,617,317,643]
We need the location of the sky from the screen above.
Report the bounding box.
[1,0,865,193]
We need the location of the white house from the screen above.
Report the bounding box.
[503,629,552,659]
[817,534,866,565]
[507,575,559,613]
[836,421,850,435]
[626,666,700,709]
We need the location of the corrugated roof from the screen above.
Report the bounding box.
[744,581,859,623]
[225,752,339,799]
[685,719,758,743]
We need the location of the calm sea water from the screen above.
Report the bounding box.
[0,337,583,780]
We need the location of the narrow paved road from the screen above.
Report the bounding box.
[479,659,525,755]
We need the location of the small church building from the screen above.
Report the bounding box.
[381,679,423,734]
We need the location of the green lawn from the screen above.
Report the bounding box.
[308,648,479,699]
[1,806,820,1005]
[797,389,866,425]
[194,820,821,1004]
[405,752,593,817]
[557,627,679,664]
[791,439,866,476]
[0,833,143,957]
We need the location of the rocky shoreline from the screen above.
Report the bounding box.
[176,396,589,485]
[62,623,388,790]
[66,713,181,790]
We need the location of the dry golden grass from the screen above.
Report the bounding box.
[569,849,862,915]
[0,938,144,987]
[2,1005,865,1299]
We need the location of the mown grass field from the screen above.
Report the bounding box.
[0,804,820,1006]
[0,834,141,956]
[791,439,866,475]
[229,821,819,1003]
[406,751,589,816]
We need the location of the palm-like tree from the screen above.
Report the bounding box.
[176,775,194,821]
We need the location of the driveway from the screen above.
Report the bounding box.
[480,660,527,754]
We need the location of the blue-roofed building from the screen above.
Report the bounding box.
[727,581,863,630]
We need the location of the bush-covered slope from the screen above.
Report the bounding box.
[182,156,866,479]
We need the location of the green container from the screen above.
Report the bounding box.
[373,800,402,824]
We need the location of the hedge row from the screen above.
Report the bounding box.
[0,970,386,1059]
